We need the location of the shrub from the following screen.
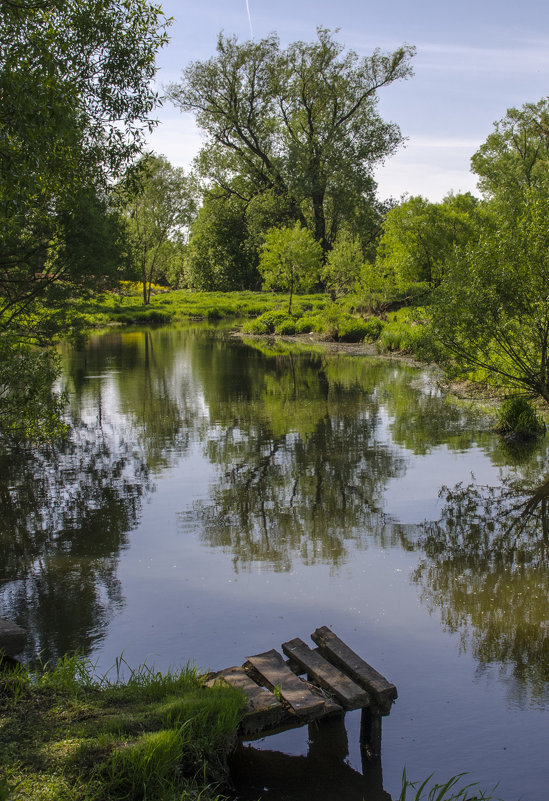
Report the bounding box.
[337,317,371,342]
[361,316,384,342]
[275,319,297,335]
[295,316,315,333]
[495,396,545,439]
[242,317,270,334]
[257,310,291,332]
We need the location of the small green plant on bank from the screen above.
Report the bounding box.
[494,396,546,439]
[398,770,497,801]
[0,654,243,801]
[361,315,384,342]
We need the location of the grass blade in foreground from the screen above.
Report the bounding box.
[399,768,500,801]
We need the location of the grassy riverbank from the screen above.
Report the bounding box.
[0,655,243,801]
[79,283,435,357]
[0,655,504,801]
[81,287,549,422]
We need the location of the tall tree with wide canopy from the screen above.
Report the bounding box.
[117,154,196,303]
[169,29,415,254]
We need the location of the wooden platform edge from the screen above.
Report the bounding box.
[311,626,397,715]
[204,666,290,738]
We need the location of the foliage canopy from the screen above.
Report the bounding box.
[117,154,196,303]
[471,97,549,206]
[0,0,170,339]
[170,29,415,254]
[433,186,549,403]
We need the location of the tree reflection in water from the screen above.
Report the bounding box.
[0,424,152,663]
[183,343,420,571]
[414,471,549,705]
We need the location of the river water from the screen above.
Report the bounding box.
[1,324,548,800]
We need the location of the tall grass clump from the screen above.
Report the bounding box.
[376,307,439,360]
[494,396,545,439]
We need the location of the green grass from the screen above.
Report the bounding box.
[78,288,331,328]
[0,654,243,801]
[77,285,444,357]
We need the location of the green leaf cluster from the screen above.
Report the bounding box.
[376,192,481,288]
[258,224,323,313]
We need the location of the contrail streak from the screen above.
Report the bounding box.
[245,0,254,39]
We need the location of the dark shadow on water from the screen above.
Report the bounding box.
[230,715,391,801]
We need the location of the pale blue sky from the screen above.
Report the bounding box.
[148,0,549,200]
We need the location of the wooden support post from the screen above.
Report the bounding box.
[360,707,382,762]
[307,713,348,765]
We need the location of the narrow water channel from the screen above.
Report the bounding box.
[1,324,547,800]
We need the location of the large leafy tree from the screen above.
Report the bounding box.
[432,187,549,404]
[430,97,549,404]
[0,0,170,338]
[184,191,260,291]
[118,154,196,303]
[169,29,415,255]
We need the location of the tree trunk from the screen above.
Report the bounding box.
[142,256,148,305]
[312,190,328,255]
[288,276,294,315]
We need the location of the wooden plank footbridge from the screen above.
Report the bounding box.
[205,626,397,760]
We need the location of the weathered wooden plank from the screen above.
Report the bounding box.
[281,637,370,710]
[244,649,326,720]
[204,666,289,737]
[311,627,397,714]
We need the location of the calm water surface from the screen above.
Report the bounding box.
[1,324,548,801]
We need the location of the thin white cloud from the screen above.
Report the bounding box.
[416,41,549,74]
